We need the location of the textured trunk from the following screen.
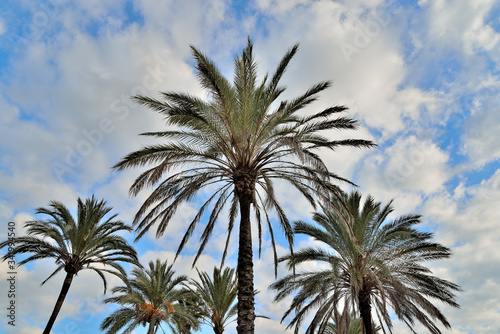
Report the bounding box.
[213,314,224,334]
[358,287,374,334]
[146,320,155,334]
[214,324,224,334]
[43,272,75,334]
[236,194,255,334]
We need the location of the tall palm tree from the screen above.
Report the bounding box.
[270,191,461,334]
[113,38,375,333]
[188,267,238,334]
[0,196,139,334]
[100,259,199,334]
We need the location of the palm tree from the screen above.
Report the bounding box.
[270,191,461,334]
[323,314,361,334]
[0,196,139,334]
[100,259,199,334]
[113,38,375,333]
[323,312,378,334]
[188,267,238,334]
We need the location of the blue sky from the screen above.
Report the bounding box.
[1,0,499,333]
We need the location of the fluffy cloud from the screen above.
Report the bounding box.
[1,0,500,333]
[0,258,121,333]
[423,169,500,333]
[358,135,451,212]
[419,0,500,55]
[461,90,500,167]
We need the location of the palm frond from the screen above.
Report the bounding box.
[271,191,461,334]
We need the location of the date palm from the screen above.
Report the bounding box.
[100,259,199,334]
[113,38,374,333]
[324,312,378,334]
[323,313,362,334]
[0,196,139,334]
[271,191,461,334]
[188,267,238,334]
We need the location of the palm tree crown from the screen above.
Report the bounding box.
[100,259,198,334]
[188,267,238,334]
[0,195,139,334]
[113,38,374,333]
[324,312,381,334]
[270,191,461,334]
[323,313,367,334]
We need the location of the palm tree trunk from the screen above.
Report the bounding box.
[358,287,374,334]
[43,272,75,334]
[146,320,156,334]
[213,317,224,334]
[214,325,224,334]
[236,194,255,334]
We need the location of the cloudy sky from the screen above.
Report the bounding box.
[0,0,499,333]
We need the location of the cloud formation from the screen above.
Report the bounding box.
[1,0,499,333]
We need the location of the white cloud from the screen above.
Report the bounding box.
[0,258,120,333]
[255,0,310,14]
[358,135,450,212]
[423,170,500,332]
[253,245,300,333]
[1,0,500,333]
[134,0,233,53]
[253,0,449,141]
[461,91,500,167]
[418,0,500,55]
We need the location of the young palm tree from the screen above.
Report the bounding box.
[323,312,378,334]
[100,259,199,334]
[188,267,238,334]
[0,196,139,334]
[270,191,461,334]
[113,38,374,333]
[323,313,363,334]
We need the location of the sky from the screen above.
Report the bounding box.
[0,0,499,333]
